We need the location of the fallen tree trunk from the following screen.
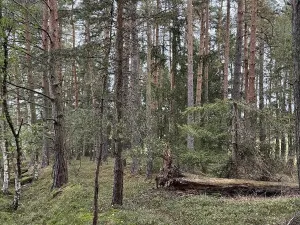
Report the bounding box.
[155,146,298,197]
[167,175,300,196]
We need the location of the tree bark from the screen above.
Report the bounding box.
[145,1,154,179]
[204,1,209,103]
[129,0,141,175]
[216,0,223,55]
[248,0,257,104]
[92,103,104,225]
[196,7,204,106]
[223,0,230,100]
[25,3,38,179]
[231,0,244,177]
[258,39,266,150]
[71,2,78,109]
[292,0,300,188]
[288,70,294,168]
[232,0,244,101]
[1,121,9,194]
[41,0,51,168]
[281,72,287,161]
[187,0,194,150]
[168,176,300,196]
[244,2,249,102]
[1,25,23,210]
[49,0,68,189]
[93,2,113,223]
[112,0,124,206]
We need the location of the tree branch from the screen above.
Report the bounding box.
[7,81,53,101]
[17,118,23,137]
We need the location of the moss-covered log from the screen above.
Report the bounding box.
[167,175,300,196]
[20,176,34,185]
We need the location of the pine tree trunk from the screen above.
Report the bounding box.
[292,0,300,188]
[71,2,78,109]
[223,0,230,100]
[130,0,141,175]
[49,0,68,189]
[92,100,104,225]
[25,5,38,179]
[216,0,223,55]
[248,0,257,104]
[145,2,154,178]
[231,0,244,177]
[232,0,243,101]
[41,1,51,167]
[258,39,266,151]
[187,0,194,150]
[281,73,287,162]
[288,71,294,168]
[196,7,204,106]
[244,2,249,101]
[204,1,209,103]
[275,90,280,159]
[112,0,124,206]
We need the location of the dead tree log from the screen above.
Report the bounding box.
[168,176,300,197]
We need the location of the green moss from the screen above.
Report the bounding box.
[0,158,297,225]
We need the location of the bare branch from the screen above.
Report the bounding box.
[7,81,53,101]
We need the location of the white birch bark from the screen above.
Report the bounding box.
[2,137,9,194]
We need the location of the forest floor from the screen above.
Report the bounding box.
[0,158,299,225]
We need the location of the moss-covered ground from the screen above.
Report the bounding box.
[0,158,299,225]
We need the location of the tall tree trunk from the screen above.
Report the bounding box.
[204,1,210,103]
[216,0,223,55]
[275,89,280,159]
[231,0,244,177]
[130,0,141,175]
[169,11,179,144]
[112,0,124,206]
[187,0,194,150]
[71,2,78,109]
[247,0,257,153]
[92,8,114,210]
[292,0,300,188]
[281,72,287,162]
[258,39,266,151]
[49,0,68,189]
[41,0,51,168]
[196,7,204,106]
[93,100,104,225]
[288,70,294,168]
[1,25,23,210]
[223,0,230,100]
[244,1,249,102]
[145,1,154,178]
[232,0,244,101]
[248,0,257,104]
[1,121,8,194]
[25,4,38,179]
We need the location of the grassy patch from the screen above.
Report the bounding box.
[0,158,299,224]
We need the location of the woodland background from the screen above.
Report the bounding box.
[1,0,300,224]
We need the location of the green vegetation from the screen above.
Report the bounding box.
[0,158,298,225]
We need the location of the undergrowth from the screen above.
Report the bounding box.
[0,158,298,225]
